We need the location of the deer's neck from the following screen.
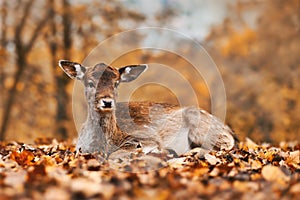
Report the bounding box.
[99,111,118,138]
[78,103,129,154]
[86,107,117,132]
[88,107,128,147]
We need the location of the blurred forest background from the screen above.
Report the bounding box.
[0,0,299,144]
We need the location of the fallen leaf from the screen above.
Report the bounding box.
[10,150,35,166]
[70,178,104,197]
[44,186,70,200]
[167,157,187,169]
[289,183,300,194]
[204,153,220,165]
[244,137,259,151]
[4,170,27,189]
[233,181,260,192]
[286,150,299,164]
[261,165,290,185]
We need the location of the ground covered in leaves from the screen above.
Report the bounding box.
[0,138,300,200]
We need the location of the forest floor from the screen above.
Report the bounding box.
[0,138,299,200]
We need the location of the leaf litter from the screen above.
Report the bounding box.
[0,137,299,200]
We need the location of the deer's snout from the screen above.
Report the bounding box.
[96,97,115,112]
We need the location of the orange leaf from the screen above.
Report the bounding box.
[10,150,35,166]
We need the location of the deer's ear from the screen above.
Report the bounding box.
[119,64,148,82]
[58,60,86,80]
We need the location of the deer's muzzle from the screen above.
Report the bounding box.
[96,98,115,112]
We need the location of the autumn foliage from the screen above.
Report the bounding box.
[1,139,300,199]
[206,0,300,143]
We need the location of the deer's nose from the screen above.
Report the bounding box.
[96,97,115,111]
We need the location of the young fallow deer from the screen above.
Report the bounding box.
[59,60,236,157]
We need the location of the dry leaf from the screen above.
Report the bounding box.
[261,165,290,185]
[4,170,27,189]
[70,178,103,197]
[289,183,300,194]
[204,153,220,165]
[286,150,299,164]
[233,181,260,192]
[244,137,259,151]
[44,187,70,200]
[10,150,35,166]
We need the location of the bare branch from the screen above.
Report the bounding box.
[15,0,35,40]
[24,8,52,53]
[62,0,72,59]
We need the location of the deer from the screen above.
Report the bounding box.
[59,60,236,158]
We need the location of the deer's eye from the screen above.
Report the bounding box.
[87,81,95,88]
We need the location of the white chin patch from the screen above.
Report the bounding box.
[74,64,84,79]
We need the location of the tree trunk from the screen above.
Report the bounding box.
[53,0,73,139]
[0,53,26,140]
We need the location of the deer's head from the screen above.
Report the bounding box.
[59,60,147,113]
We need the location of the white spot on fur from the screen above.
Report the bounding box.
[75,64,84,79]
[125,67,131,74]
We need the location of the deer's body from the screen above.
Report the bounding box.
[59,61,236,157]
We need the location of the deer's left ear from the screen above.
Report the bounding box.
[59,60,86,80]
[119,64,148,82]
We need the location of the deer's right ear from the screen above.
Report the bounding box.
[58,60,86,80]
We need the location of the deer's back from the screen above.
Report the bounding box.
[116,102,179,133]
